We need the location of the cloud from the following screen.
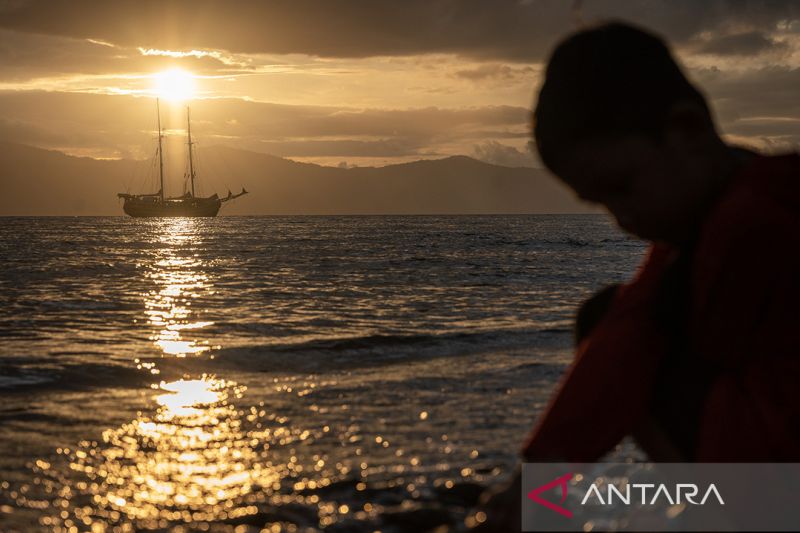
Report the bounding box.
[0,56,795,163]
[454,63,537,83]
[0,1,797,164]
[1,0,798,61]
[689,65,800,152]
[0,91,530,160]
[696,66,800,121]
[0,117,67,145]
[694,30,787,56]
[0,29,252,82]
[254,138,429,158]
[472,141,535,167]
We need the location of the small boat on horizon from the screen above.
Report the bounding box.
[118,100,247,217]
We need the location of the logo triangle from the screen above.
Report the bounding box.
[527,472,574,518]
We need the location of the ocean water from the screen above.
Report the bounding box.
[0,215,645,531]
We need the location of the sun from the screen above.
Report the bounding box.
[152,68,196,101]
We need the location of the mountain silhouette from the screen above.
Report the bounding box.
[0,142,595,215]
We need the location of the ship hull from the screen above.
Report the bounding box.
[122,197,221,217]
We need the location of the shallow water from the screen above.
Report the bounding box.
[0,215,645,531]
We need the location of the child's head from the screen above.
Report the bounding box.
[534,22,727,244]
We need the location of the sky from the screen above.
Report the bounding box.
[0,0,798,167]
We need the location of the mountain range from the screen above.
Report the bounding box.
[0,142,595,215]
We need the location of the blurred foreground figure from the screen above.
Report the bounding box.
[470,21,800,531]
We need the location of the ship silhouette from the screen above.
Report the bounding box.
[118,100,247,217]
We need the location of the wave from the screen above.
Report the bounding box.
[205,328,573,374]
[38,299,137,311]
[268,328,570,353]
[0,359,156,392]
[536,236,646,248]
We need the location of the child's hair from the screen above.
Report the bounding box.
[534,21,710,172]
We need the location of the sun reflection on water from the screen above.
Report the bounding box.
[79,220,285,523]
[155,378,221,415]
[144,259,212,357]
[31,370,355,531]
[79,377,279,522]
[25,219,403,531]
[144,219,214,358]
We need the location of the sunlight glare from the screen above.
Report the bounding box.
[152,68,196,101]
[156,378,221,417]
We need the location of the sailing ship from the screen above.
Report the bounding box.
[118,100,247,217]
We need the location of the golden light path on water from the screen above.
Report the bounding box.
[38,219,335,530]
[25,217,495,532]
[142,219,214,359]
[68,376,281,524]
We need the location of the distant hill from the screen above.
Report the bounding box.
[0,142,594,215]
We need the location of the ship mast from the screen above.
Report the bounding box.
[186,106,196,197]
[156,98,165,202]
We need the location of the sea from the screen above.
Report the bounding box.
[0,215,646,532]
